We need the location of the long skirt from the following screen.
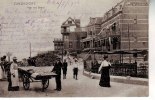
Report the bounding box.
[99,67,110,87]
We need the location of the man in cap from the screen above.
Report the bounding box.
[52,58,63,91]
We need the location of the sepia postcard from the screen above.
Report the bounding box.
[0,0,150,98]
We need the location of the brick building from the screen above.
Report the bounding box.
[81,0,149,63]
[61,17,87,55]
[80,17,102,51]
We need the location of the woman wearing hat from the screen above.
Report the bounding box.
[9,57,19,91]
[98,56,111,87]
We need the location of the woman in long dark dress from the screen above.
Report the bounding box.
[98,56,111,87]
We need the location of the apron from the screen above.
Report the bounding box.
[10,63,19,87]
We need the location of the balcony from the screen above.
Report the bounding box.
[61,28,70,34]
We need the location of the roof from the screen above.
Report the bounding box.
[62,17,80,27]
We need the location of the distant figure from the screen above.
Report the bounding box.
[1,56,9,79]
[8,57,19,91]
[22,58,28,67]
[31,58,36,66]
[68,57,72,65]
[73,60,79,80]
[62,59,68,79]
[98,56,111,87]
[52,58,62,91]
[0,57,4,80]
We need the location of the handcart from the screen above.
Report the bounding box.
[18,66,57,91]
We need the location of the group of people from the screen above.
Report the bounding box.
[0,56,20,91]
[0,54,111,93]
[51,57,79,91]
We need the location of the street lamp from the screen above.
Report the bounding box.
[29,42,31,58]
[62,35,64,62]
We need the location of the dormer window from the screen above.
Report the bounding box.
[68,21,72,24]
[119,5,122,10]
[68,19,72,24]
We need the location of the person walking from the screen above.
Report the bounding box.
[73,59,79,80]
[8,57,19,91]
[52,58,62,91]
[62,59,68,79]
[98,56,111,87]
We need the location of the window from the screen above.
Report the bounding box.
[112,36,120,50]
[89,31,92,36]
[64,35,69,40]
[119,5,122,10]
[68,21,72,24]
[111,23,116,32]
[69,42,73,48]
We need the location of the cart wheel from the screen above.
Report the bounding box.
[23,75,30,90]
[42,79,49,91]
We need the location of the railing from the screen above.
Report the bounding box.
[61,28,70,33]
[110,63,148,78]
[84,62,148,78]
[110,64,137,77]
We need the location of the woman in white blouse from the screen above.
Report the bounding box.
[98,56,111,87]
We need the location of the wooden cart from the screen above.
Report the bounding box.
[18,66,57,91]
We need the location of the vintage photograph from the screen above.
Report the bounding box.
[0,0,149,97]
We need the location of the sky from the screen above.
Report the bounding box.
[0,0,146,60]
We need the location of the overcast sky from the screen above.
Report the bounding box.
[0,0,143,60]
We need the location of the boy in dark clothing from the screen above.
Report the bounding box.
[62,59,68,79]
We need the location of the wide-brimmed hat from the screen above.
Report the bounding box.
[13,57,17,60]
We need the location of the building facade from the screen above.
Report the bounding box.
[99,0,148,52]
[81,17,102,51]
[61,17,87,55]
[53,38,63,54]
[81,0,148,63]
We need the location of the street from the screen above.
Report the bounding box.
[0,60,148,97]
